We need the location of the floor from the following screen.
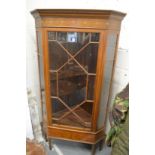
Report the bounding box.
[44,139,112,155]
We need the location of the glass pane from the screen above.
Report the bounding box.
[53,102,93,128]
[51,98,68,119]
[91,33,100,42]
[75,43,99,73]
[57,32,67,42]
[74,110,91,127]
[58,60,86,107]
[53,113,86,128]
[50,72,57,96]
[58,32,89,55]
[48,41,70,70]
[87,76,96,100]
[74,102,93,128]
[48,32,56,40]
[51,97,81,127]
[80,102,93,114]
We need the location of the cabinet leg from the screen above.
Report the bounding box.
[48,138,52,150]
[42,130,48,142]
[44,133,48,142]
[40,122,47,142]
[99,139,104,151]
[91,144,97,155]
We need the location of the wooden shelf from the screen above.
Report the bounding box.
[59,80,85,96]
[52,107,92,128]
[51,80,85,96]
[50,70,86,81]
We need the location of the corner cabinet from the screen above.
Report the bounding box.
[31,9,126,155]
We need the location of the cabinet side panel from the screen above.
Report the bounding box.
[97,33,118,129]
[37,31,45,90]
[36,31,47,129]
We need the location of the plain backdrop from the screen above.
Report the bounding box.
[26,0,129,139]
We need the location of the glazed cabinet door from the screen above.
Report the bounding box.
[46,30,100,130]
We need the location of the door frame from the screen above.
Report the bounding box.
[41,27,106,132]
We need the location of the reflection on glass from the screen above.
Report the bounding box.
[67,32,77,42]
[61,32,89,55]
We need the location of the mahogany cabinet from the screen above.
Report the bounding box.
[31,9,126,154]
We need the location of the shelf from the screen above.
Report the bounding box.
[52,107,92,128]
[50,73,86,96]
[51,79,85,96]
[50,70,86,81]
[59,80,85,96]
